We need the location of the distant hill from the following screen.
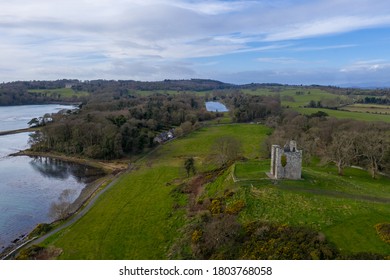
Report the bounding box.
[1,78,390,106]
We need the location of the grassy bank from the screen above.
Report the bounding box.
[36,123,390,258]
[42,124,270,259]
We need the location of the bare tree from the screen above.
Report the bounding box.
[49,189,77,220]
[357,129,390,179]
[208,136,243,167]
[326,131,358,176]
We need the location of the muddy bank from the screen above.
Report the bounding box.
[0,127,38,136]
[10,149,129,174]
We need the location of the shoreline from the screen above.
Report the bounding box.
[0,173,116,260]
[0,127,39,136]
[0,150,130,259]
[10,149,129,174]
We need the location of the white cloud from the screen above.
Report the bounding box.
[340,59,390,73]
[1,0,390,83]
[264,16,390,42]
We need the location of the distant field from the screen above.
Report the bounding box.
[242,87,390,122]
[343,103,390,114]
[241,87,343,108]
[132,90,211,96]
[28,88,89,98]
[133,87,390,123]
[297,107,390,122]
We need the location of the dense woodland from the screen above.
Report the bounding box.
[28,88,281,159]
[30,93,214,159]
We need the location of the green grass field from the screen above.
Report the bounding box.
[296,107,390,122]
[28,88,89,98]
[132,86,390,123]
[241,87,342,108]
[343,103,390,114]
[44,124,270,259]
[40,123,390,258]
[242,87,390,122]
[227,160,390,256]
[50,166,186,259]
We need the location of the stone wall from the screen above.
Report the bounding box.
[270,141,302,180]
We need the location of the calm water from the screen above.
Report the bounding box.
[0,104,75,132]
[205,101,229,112]
[0,105,102,252]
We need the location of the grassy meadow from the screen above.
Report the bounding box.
[44,124,271,259]
[343,103,390,114]
[39,123,390,259]
[241,87,390,122]
[296,107,390,122]
[241,87,341,108]
[28,88,89,98]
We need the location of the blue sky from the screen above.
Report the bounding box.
[1,0,390,86]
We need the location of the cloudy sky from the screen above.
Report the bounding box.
[1,0,390,86]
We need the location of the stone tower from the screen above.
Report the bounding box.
[270,140,302,180]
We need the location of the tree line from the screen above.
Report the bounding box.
[266,110,390,178]
[26,85,281,159]
[2,79,388,106]
[0,79,236,106]
[207,90,281,122]
[29,92,219,159]
[357,96,390,105]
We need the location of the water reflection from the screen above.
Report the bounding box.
[0,105,103,253]
[29,156,105,183]
[0,155,105,252]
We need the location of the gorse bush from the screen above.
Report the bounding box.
[240,222,338,260]
[225,200,246,215]
[209,199,222,215]
[375,223,390,244]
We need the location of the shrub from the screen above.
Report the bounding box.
[17,245,46,260]
[240,221,339,260]
[191,230,203,243]
[225,200,246,215]
[375,223,390,244]
[17,245,62,260]
[192,215,243,259]
[209,199,222,215]
[28,223,53,238]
